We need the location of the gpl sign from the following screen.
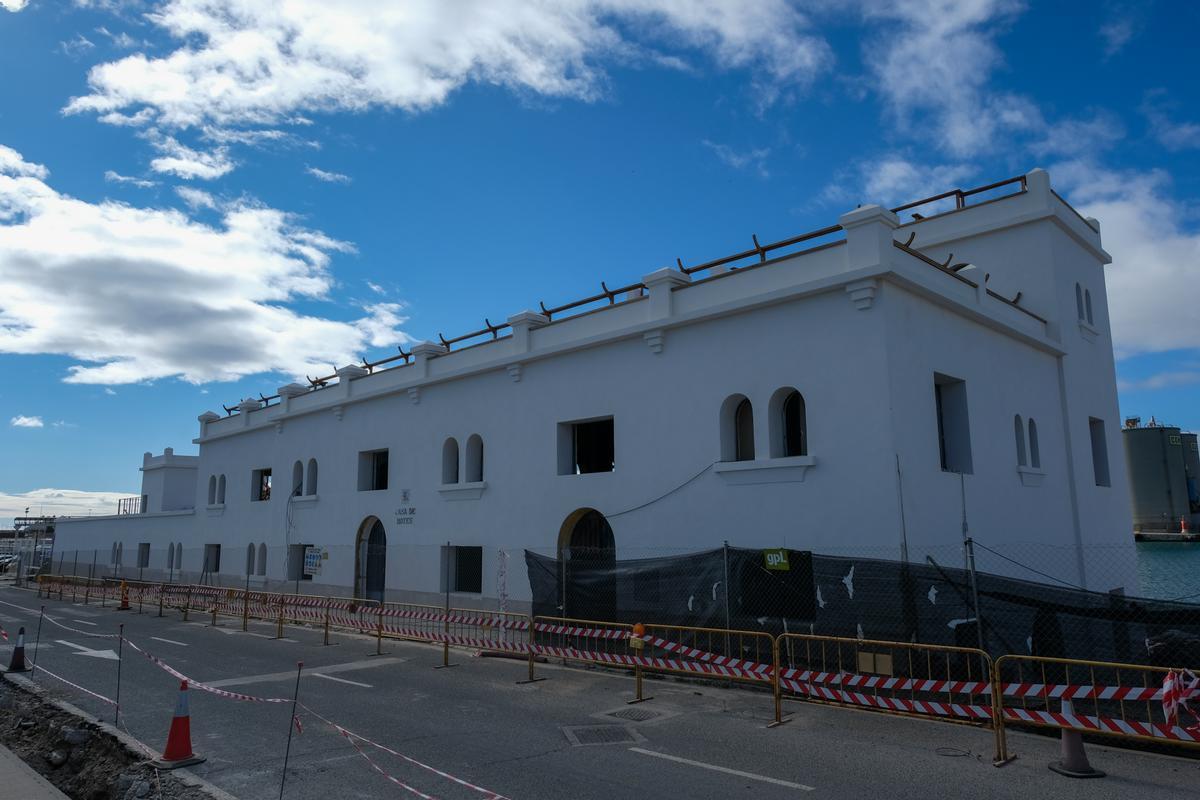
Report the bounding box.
[762,548,790,571]
[303,546,327,576]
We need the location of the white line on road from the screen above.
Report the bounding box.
[629,748,815,792]
[312,672,372,688]
[67,619,97,626]
[150,637,188,647]
[205,657,405,688]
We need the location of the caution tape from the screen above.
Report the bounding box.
[31,663,118,707]
[1001,682,1161,701]
[1002,706,1199,742]
[300,703,507,800]
[533,622,629,639]
[0,599,121,639]
[122,638,291,704]
[782,679,994,721]
[779,668,991,696]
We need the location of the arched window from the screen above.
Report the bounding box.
[1075,283,1084,320]
[257,543,267,576]
[291,461,303,496]
[735,399,755,461]
[1014,415,1027,466]
[1084,289,1094,325]
[207,475,216,505]
[167,542,175,569]
[116,542,123,567]
[176,542,184,570]
[719,394,755,462]
[1028,418,1041,469]
[306,458,318,495]
[217,474,226,504]
[442,437,459,484]
[246,543,256,575]
[768,388,807,458]
[111,542,118,566]
[466,434,484,482]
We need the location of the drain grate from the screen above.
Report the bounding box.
[562,725,644,746]
[605,707,663,723]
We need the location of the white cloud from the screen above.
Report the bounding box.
[0,0,29,12]
[306,166,351,184]
[1029,112,1124,158]
[701,140,770,178]
[174,185,216,211]
[0,145,49,179]
[0,488,134,527]
[1142,91,1200,152]
[822,155,976,211]
[1053,161,1200,357]
[0,143,412,385]
[95,26,139,49]
[65,1,830,132]
[860,0,1036,157]
[60,34,97,58]
[366,281,385,295]
[1118,371,1200,393]
[51,420,77,428]
[10,415,44,428]
[103,387,117,395]
[1098,18,1135,58]
[146,133,234,180]
[104,169,157,188]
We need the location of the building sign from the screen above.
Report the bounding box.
[395,490,416,526]
[763,548,790,571]
[303,546,326,576]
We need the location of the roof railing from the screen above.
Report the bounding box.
[221,174,1049,412]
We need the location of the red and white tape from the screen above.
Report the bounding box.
[1001,682,1160,701]
[123,638,291,704]
[32,663,118,707]
[780,668,991,696]
[1003,706,1198,742]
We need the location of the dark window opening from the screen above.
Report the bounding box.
[561,418,615,475]
[934,373,972,474]
[203,543,221,573]
[734,399,755,461]
[448,546,483,593]
[782,392,806,457]
[358,449,389,491]
[252,468,272,501]
[137,542,150,569]
[1090,417,1111,486]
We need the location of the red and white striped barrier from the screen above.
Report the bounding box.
[1001,681,1161,702]
[533,622,629,640]
[784,679,994,721]
[779,668,991,696]
[1002,706,1198,743]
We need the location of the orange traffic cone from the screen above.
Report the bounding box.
[1048,699,1104,778]
[153,681,205,769]
[118,580,131,611]
[5,626,29,673]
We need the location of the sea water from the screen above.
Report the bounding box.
[1136,542,1200,602]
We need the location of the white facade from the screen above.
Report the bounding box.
[53,169,1136,604]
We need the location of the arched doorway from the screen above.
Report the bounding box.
[557,508,616,620]
[355,517,387,602]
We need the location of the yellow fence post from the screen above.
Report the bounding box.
[990,656,1010,765]
[376,603,383,656]
[769,636,786,727]
[158,584,164,618]
[276,595,285,639]
[627,623,652,705]
[183,586,191,622]
[242,589,249,632]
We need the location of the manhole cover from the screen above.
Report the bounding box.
[606,707,662,723]
[561,725,645,746]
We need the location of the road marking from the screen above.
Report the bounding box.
[67,619,98,626]
[312,672,372,688]
[628,748,815,792]
[150,637,188,647]
[204,657,405,688]
[55,640,120,661]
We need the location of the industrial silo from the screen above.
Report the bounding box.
[1123,425,1190,531]
[1183,433,1200,528]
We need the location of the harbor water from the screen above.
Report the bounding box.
[1136,541,1200,602]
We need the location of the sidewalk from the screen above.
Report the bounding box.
[0,742,70,800]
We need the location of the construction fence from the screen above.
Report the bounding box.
[30,572,1200,763]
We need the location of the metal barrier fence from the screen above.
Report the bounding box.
[995,654,1199,749]
[32,574,1200,763]
[778,633,1006,762]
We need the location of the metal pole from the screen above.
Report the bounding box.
[278,662,303,800]
[965,538,986,656]
[115,624,124,725]
[443,540,450,667]
[31,606,44,677]
[722,540,732,656]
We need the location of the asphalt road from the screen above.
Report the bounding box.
[2,585,1198,800]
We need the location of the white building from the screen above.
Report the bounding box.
[53,169,1136,606]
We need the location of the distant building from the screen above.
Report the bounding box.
[53,169,1136,604]
[1123,417,1200,532]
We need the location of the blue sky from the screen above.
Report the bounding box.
[0,0,1197,522]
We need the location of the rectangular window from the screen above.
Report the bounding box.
[557,417,615,475]
[137,542,150,569]
[203,543,221,573]
[444,545,483,594]
[1089,417,1111,486]
[933,374,973,474]
[252,468,272,501]
[358,449,389,491]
